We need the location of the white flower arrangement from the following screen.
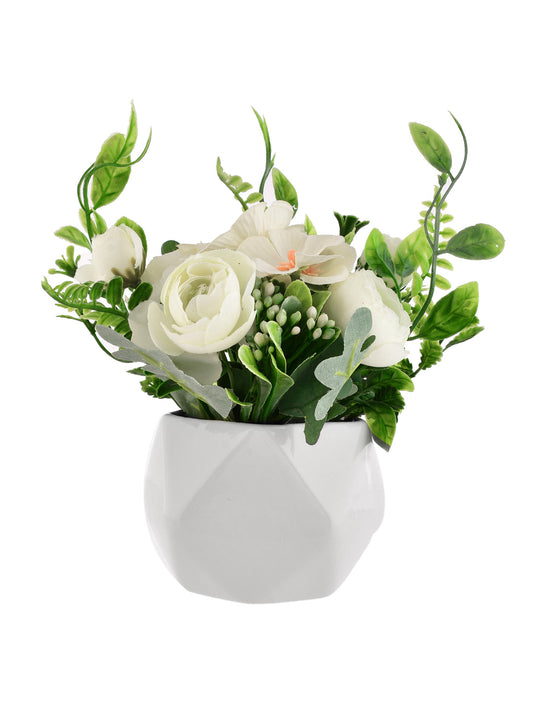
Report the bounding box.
[43,105,505,447]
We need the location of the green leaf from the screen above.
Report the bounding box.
[364,403,396,449]
[91,133,131,210]
[366,366,414,392]
[436,258,453,270]
[48,245,80,278]
[411,271,423,298]
[445,224,505,260]
[314,307,373,421]
[333,212,370,241]
[435,274,451,290]
[395,227,432,277]
[304,215,317,235]
[237,344,272,413]
[265,321,286,372]
[418,282,479,340]
[123,102,138,157]
[419,340,443,370]
[115,216,147,253]
[106,276,124,307]
[262,352,294,421]
[311,290,330,315]
[97,326,232,418]
[161,240,180,255]
[245,192,263,204]
[93,212,108,234]
[364,228,396,281]
[445,325,484,350]
[284,280,312,314]
[216,157,255,211]
[54,225,91,250]
[409,122,452,173]
[272,167,298,214]
[128,282,153,310]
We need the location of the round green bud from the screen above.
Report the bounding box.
[289,311,302,326]
[272,293,284,306]
[276,309,287,326]
[253,349,263,362]
[322,328,335,340]
[252,288,261,300]
[266,305,280,320]
[264,295,273,308]
[262,282,275,298]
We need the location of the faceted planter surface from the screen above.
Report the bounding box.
[145,414,384,604]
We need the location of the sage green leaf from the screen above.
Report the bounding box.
[91,133,131,210]
[314,307,372,421]
[284,280,312,314]
[272,167,298,213]
[97,326,232,418]
[123,102,138,157]
[409,122,452,173]
[418,282,479,340]
[128,282,153,310]
[395,227,432,277]
[115,216,147,253]
[445,325,484,350]
[419,340,443,370]
[279,295,302,319]
[445,224,505,260]
[364,403,396,449]
[364,228,396,280]
[54,225,91,250]
[106,276,124,307]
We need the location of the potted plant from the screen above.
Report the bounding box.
[43,105,504,603]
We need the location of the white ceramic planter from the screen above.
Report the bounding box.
[144,413,384,603]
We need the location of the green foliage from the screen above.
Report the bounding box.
[334,212,370,243]
[48,246,80,278]
[418,282,479,340]
[444,224,505,260]
[54,225,91,251]
[364,228,396,282]
[419,340,443,371]
[364,403,397,449]
[216,157,262,211]
[304,215,317,235]
[128,282,153,311]
[395,227,432,277]
[409,122,452,173]
[272,167,298,214]
[444,324,484,350]
[252,108,275,196]
[161,240,180,254]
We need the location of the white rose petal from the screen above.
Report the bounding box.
[327,269,411,367]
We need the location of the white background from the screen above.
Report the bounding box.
[1,1,532,709]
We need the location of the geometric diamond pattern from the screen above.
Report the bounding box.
[145,413,384,603]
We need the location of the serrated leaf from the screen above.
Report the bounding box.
[409,122,452,173]
[90,133,131,209]
[54,225,91,250]
[418,282,479,340]
[272,167,298,214]
[445,223,505,260]
[419,339,443,370]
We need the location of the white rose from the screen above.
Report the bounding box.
[75,224,145,286]
[327,270,411,367]
[129,248,256,356]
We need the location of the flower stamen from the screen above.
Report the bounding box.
[276,249,296,272]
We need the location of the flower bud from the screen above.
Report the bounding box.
[272,292,284,306]
[276,309,287,326]
[306,306,318,320]
[254,332,267,348]
[266,305,280,320]
[260,320,269,334]
[289,311,302,326]
[317,313,329,328]
[322,328,336,340]
[264,295,273,308]
[262,281,275,298]
[291,326,301,336]
[253,349,263,362]
[252,288,262,300]
[312,328,322,340]
[307,318,316,330]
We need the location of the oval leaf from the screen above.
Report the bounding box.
[445,223,505,260]
[272,167,298,213]
[128,282,153,311]
[106,276,124,307]
[409,122,452,173]
[91,133,131,210]
[54,225,91,250]
[364,228,396,280]
[418,282,479,340]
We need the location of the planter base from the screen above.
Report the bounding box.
[145,414,384,603]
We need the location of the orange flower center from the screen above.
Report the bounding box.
[276,249,296,272]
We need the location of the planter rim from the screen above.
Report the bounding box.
[167,410,368,433]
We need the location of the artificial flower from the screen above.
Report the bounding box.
[326,269,411,367]
[75,224,145,286]
[209,200,300,250]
